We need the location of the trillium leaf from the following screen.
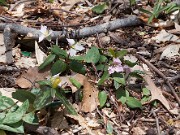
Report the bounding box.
[39,54,56,70]
[51,60,67,75]
[69,60,86,74]
[51,45,68,58]
[12,90,36,104]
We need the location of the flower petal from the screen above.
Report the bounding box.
[67,48,77,56]
[108,66,115,74]
[114,66,124,73]
[40,25,47,33]
[74,43,85,51]
[67,39,75,46]
[39,35,45,42]
[113,58,122,64]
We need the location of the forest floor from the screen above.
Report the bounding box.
[0,0,179,135]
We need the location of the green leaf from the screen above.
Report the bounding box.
[0,96,16,111]
[23,112,38,125]
[129,72,143,79]
[69,78,82,89]
[142,88,150,96]
[141,96,151,104]
[0,113,6,123]
[84,46,100,64]
[96,64,108,71]
[106,121,113,134]
[37,80,51,86]
[98,91,107,108]
[51,60,67,75]
[34,90,52,110]
[108,48,116,57]
[38,54,56,70]
[130,0,136,5]
[113,77,125,85]
[12,90,36,104]
[3,100,29,124]
[139,8,152,15]
[21,51,31,57]
[0,0,7,5]
[116,89,129,104]
[51,45,68,58]
[124,60,137,67]
[70,55,85,61]
[126,97,142,109]
[99,55,108,63]
[92,2,108,14]
[55,90,77,115]
[116,50,127,58]
[0,122,24,133]
[98,71,109,85]
[69,60,86,74]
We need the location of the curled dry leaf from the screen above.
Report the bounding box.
[160,44,180,60]
[60,74,99,112]
[143,75,178,115]
[152,29,180,43]
[16,67,50,88]
[35,41,47,65]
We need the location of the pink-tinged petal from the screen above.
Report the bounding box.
[67,39,75,46]
[108,66,115,74]
[124,65,131,73]
[39,35,45,42]
[67,48,77,56]
[115,66,124,72]
[74,43,85,51]
[40,25,47,33]
[113,58,122,64]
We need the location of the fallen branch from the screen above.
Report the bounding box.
[0,15,142,40]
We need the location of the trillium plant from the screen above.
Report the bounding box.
[67,39,85,56]
[39,25,52,42]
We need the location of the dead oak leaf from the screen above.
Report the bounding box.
[16,67,50,88]
[59,74,99,112]
[143,75,178,115]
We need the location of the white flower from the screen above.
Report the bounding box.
[67,39,85,56]
[39,25,52,42]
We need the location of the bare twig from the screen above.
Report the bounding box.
[151,109,161,135]
[0,16,142,40]
[136,54,180,106]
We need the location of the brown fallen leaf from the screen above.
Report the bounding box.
[61,0,82,11]
[16,67,50,88]
[59,74,99,112]
[66,114,96,135]
[51,111,69,130]
[143,75,178,115]
[73,74,99,113]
